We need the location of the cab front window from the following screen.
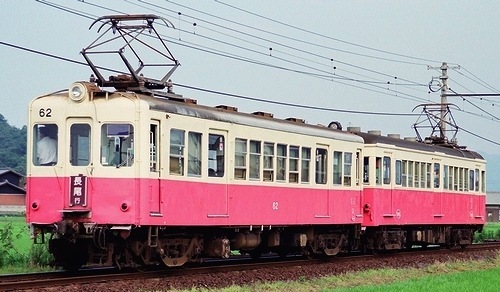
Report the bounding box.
[33,124,58,166]
[100,124,134,167]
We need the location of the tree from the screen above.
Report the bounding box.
[0,114,27,175]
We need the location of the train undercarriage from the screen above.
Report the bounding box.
[32,222,481,271]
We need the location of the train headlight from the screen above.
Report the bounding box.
[69,83,86,102]
[69,82,101,102]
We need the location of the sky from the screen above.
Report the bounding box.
[1,0,500,158]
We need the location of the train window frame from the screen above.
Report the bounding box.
[425,163,431,189]
[453,167,458,191]
[263,142,275,182]
[208,133,225,177]
[375,157,382,185]
[315,148,328,185]
[249,140,261,180]
[363,157,369,184]
[276,144,287,182]
[434,163,440,188]
[234,138,247,180]
[443,164,450,190]
[70,123,91,166]
[33,123,58,167]
[401,160,407,187]
[480,170,485,192]
[464,168,469,191]
[468,169,474,191]
[288,145,299,183]
[459,167,464,191]
[301,147,311,183]
[383,156,391,185]
[333,151,342,185]
[169,128,185,175]
[414,162,420,188]
[395,160,402,185]
[187,131,202,177]
[408,161,413,187]
[100,123,134,168]
[344,152,352,186]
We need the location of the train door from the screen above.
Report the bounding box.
[314,144,329,218]
[380,153,394,216]
[432,160,443,217]
[66,118,92,210]
[149,120,161,215]
[206,130,229,217]
[354,149,363,219]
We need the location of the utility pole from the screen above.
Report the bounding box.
[427,62,460,140]
[439,62,448,139]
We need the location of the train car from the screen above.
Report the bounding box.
[26,14,486,270]
[352,129,486,251]
[26,81,366,270]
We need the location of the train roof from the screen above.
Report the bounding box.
[141,94,364,144]
[353,131,484,160]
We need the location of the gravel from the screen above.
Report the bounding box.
[36,248,499,291]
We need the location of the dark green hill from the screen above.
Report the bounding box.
[0,114,26,175]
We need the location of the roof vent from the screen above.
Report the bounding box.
[252,111,273,118]
[368,130,382,136]
[387,134,401,139]
[347,126,361,133]
[285,117,305,123]
[404,137,417,142]
[216,105,238,112]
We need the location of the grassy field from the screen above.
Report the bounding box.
[0,216,31,255]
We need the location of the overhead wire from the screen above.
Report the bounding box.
[21,0,500,147]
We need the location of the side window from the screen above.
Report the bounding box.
[426,163,431,188]
[276,144,287,182]
[333,151,342,185]
[459,167,464,191]
[420,163,426,189]
[150,124,158,172]
[234,138,247,180]
[289,146,299,183]
[249,140,261,180]
[70,124,90,166]
[33,124,58,166]
[363,157,369,184]
[414,162,420,188]
[383,156,391,185]
[443,165,448,190]
[263,142,274,181]
[101,124,134,167]
[208,134,225,177]
[301,147,311,183]
[464,168,469,191]
[480,170,485,192]
[434,163,440,188]
[475,169,480,191]
[344,152,352,186]
[169,129,185,175]
[469,169,474,191]
[315,148,327,184]
[448,166,454,190]
[402,160,407,187]
[395,160,402,185]
[408,161,414,187]
[453,167,458,191]
[375,157,382,185]
[188,132,202,176]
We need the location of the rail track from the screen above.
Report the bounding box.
[2,242,500,291]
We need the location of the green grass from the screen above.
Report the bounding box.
[0,216,31,254]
